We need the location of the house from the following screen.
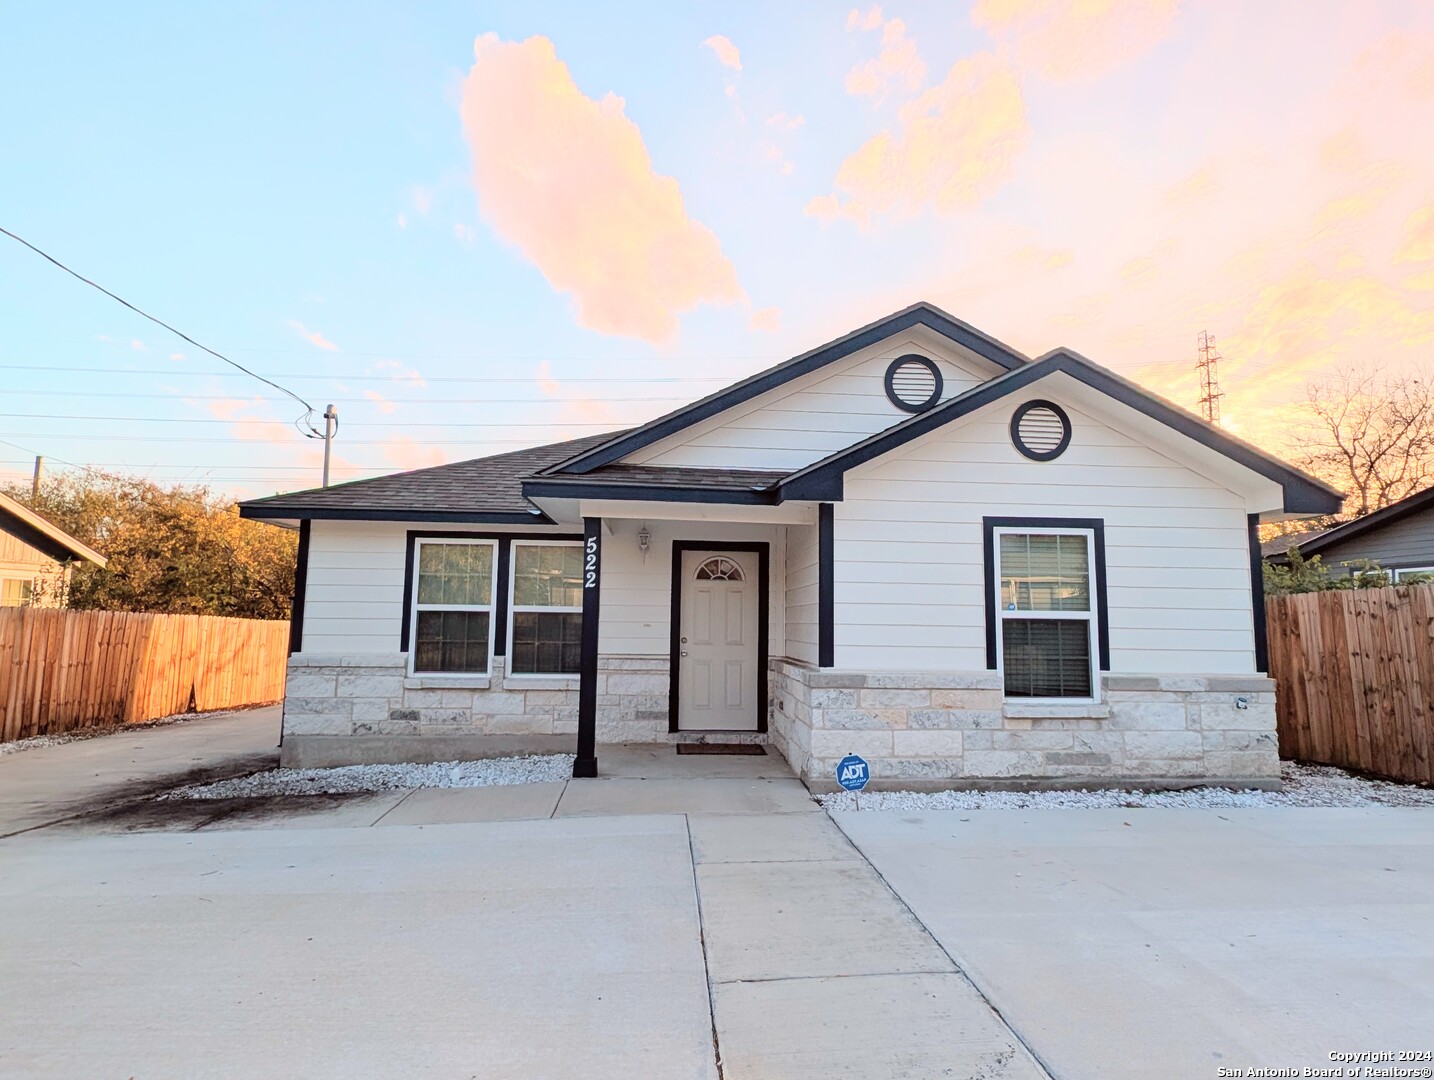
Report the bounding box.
[1263,484,1434,581]
[238,303,1342,791]
[0,492,107,608]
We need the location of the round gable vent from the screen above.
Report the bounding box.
[1011,400,1072,461]
[884,354,943,413]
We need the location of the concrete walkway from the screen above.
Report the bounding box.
[0,706,280,837]
[834,806,1434,1079]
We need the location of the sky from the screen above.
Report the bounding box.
[2,1,1432,499]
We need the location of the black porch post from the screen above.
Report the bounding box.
[574,516,601,778]
[818,502,834,668]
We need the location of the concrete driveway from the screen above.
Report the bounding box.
[833,806,1434,1079]
[0,706,280,837]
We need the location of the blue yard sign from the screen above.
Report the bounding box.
[836,754,870,792]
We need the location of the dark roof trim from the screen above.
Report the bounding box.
[237,505,556,525]
[544,302,1029,475]
[1270,483,1434,560]
[522,478,780,506]
[0,492,107,566]
[778,349,1344,515]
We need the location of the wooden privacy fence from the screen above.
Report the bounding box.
[0,610,288,742]
[1267,584,1434,785]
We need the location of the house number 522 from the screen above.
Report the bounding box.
[584,536,598,589]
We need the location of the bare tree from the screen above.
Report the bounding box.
[1290,365,1434,520]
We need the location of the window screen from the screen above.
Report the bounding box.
[994,528,1098,699]
[509,543,583,676]
[411,541,495,674]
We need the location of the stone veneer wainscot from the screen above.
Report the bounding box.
[768,658,1278,792]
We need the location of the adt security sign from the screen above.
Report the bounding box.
[836,754,870,792]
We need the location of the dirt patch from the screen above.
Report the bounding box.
[59,790,395,834]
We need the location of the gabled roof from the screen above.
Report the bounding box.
[1264,483,1434,562]
[542,301,1030,475]
[237,432,627,524]
[0,492,107,567]
[775,348,1344,515]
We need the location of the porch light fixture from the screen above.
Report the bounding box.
[637,523,651,561]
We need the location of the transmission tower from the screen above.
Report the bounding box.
[1196,330,1223,425]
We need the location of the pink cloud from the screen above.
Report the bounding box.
[702,34,742,72]
[1397,205,1434,263]
[364,390,398,414]
[373,360,426,388]
[766,112,805,130]
[286,320,339,351]
[382,438,447,472]
[459,34,744,344]
[536,360,561,396]
[972,0,1182,82]
[809,51,1028,223]
[845,11,926,99]
[847,6,885,32]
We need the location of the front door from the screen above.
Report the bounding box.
[678,549,759,730]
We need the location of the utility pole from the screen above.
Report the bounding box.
[1196,331,1223,425]
[321,404,338,488]
[31,456,43,502]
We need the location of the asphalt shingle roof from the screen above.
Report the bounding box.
[238,431,626,518]
[580,464,789,489]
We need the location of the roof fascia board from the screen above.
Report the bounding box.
[236,505,556,525]
[0,495,107,566]
[522,479,780,506]
[546,304,1029,476]
[779,352,1344,515]
[1286,485,1434,558]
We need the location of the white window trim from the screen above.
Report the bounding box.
[993,526,1100,705]
[407,537,498,680]
[1393,565,1434,582]
[505,539,583,683]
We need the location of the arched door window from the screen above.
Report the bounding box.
[694,556,745,582]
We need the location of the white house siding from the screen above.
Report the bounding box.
[283,517,785,765]
[832,398,1257,675]
[784,521,819,665]
[625,331,1004,472]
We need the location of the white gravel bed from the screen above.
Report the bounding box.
[820,761,1434,811]
[163,754,577,799]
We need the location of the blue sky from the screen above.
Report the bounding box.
[3,2,1432,496]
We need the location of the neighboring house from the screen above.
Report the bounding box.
[0,492,107,607]
[1263,484,1434,581]
[239,302,1341,790]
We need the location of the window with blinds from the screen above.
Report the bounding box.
[411,540,497,675]
[996,530,1097,699]
[509,542,584,676]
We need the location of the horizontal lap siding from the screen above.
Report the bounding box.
[785,522,819,665]
[302,521,410,654]
[631,335,998,470]
[597,521,785,658]
[1314,510,1434,570]
[835,404,1256,674]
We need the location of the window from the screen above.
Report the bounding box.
[508,542,583,677]
[995,528,1098,699]
[1,578,34,608]
[695,556,744,581]
[1393,566,1434,583]
[410,540,496,675]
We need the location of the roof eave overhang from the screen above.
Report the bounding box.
[0,513,107,568]
[521,479,783,506]
[1277,486,1434,558]
[236,504,557,525]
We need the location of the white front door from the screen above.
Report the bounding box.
[678,550,759,730]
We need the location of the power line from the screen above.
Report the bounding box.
[0,413,618,428]
[1,388,694,404]
[0,363,734,384]
[0,431,621,445]
[0,225,324,439]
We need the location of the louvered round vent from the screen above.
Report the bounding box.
[884,355,943,412]
[1011,400,1072,461]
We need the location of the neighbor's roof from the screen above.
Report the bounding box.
[1263,483,1434,562]
[0,491,107,567]
[237,432,629,524]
